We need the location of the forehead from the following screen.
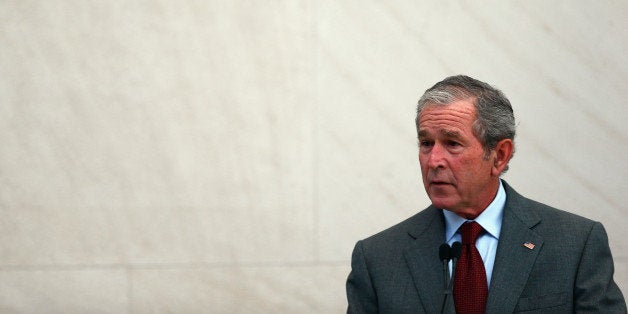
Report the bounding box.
[418,100,477,136]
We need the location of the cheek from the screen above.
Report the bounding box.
[419,164,429,179]
[457,157,475,168]
[458,156,492,179]
[418,155,428,169]
[452,155,487,179]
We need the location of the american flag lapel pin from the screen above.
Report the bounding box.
[523,242,535,250]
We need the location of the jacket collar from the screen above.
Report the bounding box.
[402,181,544,314]
[486,181,543,313]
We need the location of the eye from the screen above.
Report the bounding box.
[419,140,434,148]
[447,141,461,147]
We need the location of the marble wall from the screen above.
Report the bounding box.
[1,1,626,312]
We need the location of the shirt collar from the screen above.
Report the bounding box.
[443,179,506,242]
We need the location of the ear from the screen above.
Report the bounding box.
[491,138,514,176]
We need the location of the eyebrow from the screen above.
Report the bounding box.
[441,129,462,138]
[418,129,462,139]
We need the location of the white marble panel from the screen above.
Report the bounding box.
[0,1,316,265]
[130,265,349,313]
[0,1,315,209]
[0,204,314,266]
[0,269,127,313]
[123,205,315,264]
[0,204,126,265]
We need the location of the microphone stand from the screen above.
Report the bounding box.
[443,242,462,313]
[439,244,451,314]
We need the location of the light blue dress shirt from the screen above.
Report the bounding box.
[443,179,506,287]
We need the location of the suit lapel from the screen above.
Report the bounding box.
[486,183,543,314]
[403,207,452,314]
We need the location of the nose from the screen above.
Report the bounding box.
[427,143,447,169]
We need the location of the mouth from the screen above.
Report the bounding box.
[430,181,452,186]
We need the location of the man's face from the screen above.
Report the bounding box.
[418,99,499,218]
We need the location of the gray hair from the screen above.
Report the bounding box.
[416,75,516,172]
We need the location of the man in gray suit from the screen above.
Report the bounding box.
[346,75,626,313]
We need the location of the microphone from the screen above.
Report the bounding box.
[450,241,462,283]
[440,242,461,313]
[438,243,452,314]
[439,243,451,262]
[441,241,463,312]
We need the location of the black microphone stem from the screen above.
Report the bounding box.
[443,241,462,313]
[449,256,458,289]
[438,243,452,314]
[440,259,452,314]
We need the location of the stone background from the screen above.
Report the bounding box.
[1,1,626,313]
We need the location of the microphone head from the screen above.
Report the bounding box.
[450,241,462,259]
[439,243,451,261]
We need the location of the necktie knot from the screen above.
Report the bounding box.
[461,221,483,245]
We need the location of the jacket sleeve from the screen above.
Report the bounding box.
[346,240,378,314]
[574,221,627,313]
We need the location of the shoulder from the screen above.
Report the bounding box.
[503,181,599,240]
[357,206,441,253]
[501,182,626,311]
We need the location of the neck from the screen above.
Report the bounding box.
[455,179,501,219]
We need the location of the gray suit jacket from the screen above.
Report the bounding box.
[346,182,626,313]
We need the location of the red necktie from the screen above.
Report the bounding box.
[454,221,488,314]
